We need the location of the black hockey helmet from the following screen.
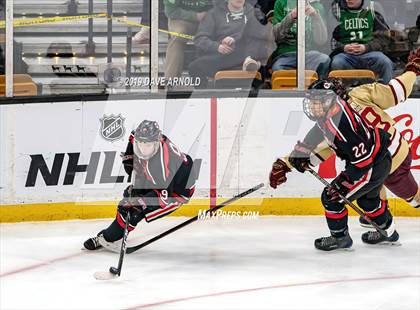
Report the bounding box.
[133,120,162,159]
[134,120,161,142]
[303,88,338,122]
[308,78,348,100]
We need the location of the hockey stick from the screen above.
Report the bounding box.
[306,167,388,237]
[93,210,131,280]
[94,171,137,280]
[126,182,265,254]
[112,210,131,276]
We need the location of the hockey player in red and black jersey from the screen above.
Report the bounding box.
[269,49,420,231]
[283,88,398,251]
[84,120,197,251]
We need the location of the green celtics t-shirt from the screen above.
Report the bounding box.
[272,0,326,57]
[339,8,374,44]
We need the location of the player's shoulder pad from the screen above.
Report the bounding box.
[162,135,191,163]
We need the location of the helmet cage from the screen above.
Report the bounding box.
[303,90,338,121]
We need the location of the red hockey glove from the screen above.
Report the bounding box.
[289,141,313,173]
[327,172,354,201]
[405,48,420,75]
[269,158,291,189]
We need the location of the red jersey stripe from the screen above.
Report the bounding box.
[325,208,348,219]
[162,141,170,178]
[389,83,399,106]
[366,200,387,218]
[325,119,344,142]
[395,78,407,101]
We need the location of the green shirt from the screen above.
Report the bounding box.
[338,8,374,44]
[272,0,326,57]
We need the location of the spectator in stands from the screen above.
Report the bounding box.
[330,0,394,83]
[189,0,270,88]
[163,0,214,84]
[246,0,276,25]
[271,0,330,79]
[133,0,264,43]
[407,14,420,49]
[133,0,167,43]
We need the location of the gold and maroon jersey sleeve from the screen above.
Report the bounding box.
[348,72,416,110]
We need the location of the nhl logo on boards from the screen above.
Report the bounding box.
[100,114,125,142]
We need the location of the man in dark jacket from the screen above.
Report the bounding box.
[189,0,270,88]
[330,0,394,83]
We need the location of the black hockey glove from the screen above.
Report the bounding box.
[288,141,313,173]
[117,197,147,214]
[327,172,354,201]
[123,185,133,198]
[121,152,134,175]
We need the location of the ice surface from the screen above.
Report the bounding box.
[1,216,419,310]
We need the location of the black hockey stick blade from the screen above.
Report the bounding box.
[306,167,388,237]
[126,183,265,254]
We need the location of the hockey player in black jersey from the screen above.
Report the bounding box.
[84,120,197,251]
[287,88,399,251]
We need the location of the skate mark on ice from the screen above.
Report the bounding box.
[0,252,83,278]
[0,236,143,278]
[124,274,420,309]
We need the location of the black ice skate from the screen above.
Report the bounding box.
[83,235,102,250]
[361,218,400,245]
[314,232,353,251]
[83,231,105,250]
[361,230,400,245]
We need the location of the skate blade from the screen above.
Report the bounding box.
[316,247,354,252]
[81,247,105,252]
[366,241,402,247]
[93,271,118,280]
[337,247,354,252]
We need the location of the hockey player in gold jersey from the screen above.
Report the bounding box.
[270,48,420,209]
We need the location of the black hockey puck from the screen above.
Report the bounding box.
[109,267,119,275]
